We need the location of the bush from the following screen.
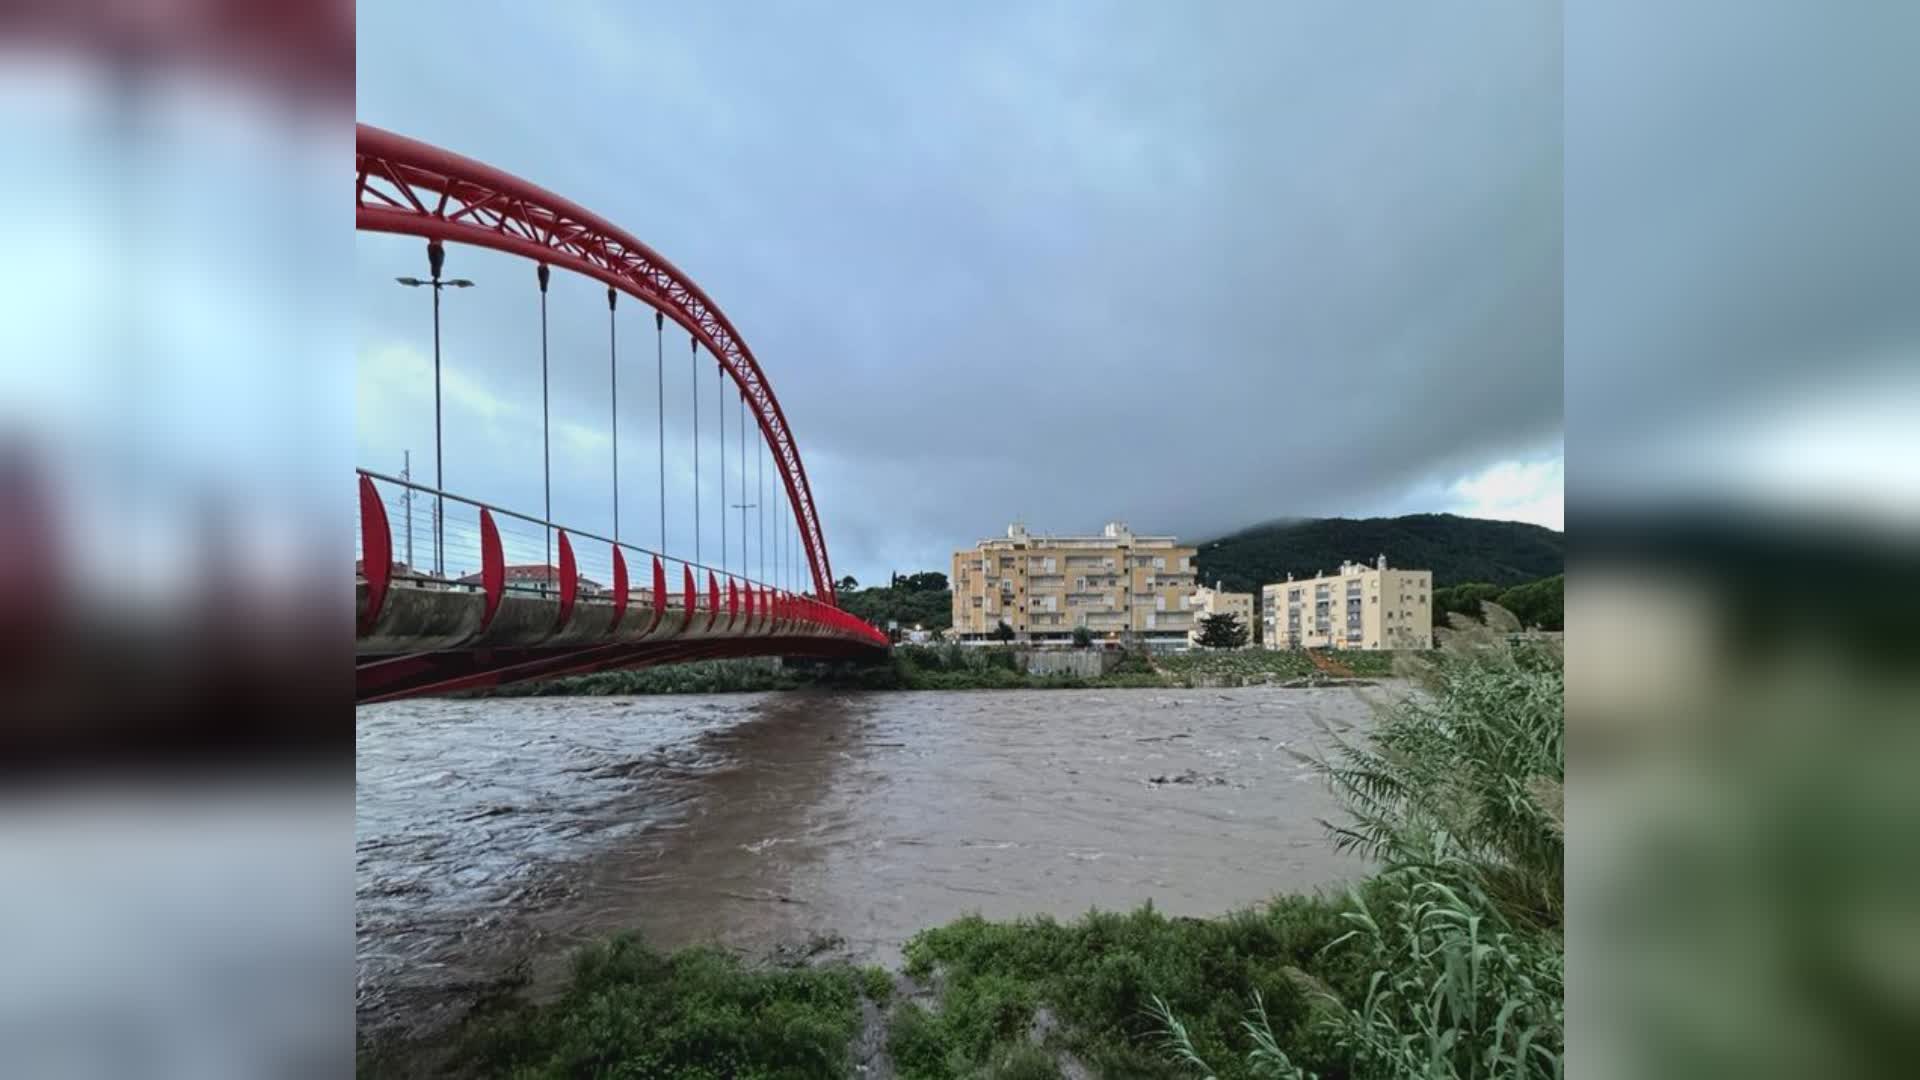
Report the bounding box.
[452,934,871,1078]
[1153,615,1565,1078]
[895,897,1361,1079]
[1319,611,1564,923]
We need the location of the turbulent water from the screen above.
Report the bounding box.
[356,686,1378,1036]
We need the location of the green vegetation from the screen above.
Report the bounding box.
[891,897,1362,1078]
[1154,648,1407,682]
[838,571,954,632]
[1434,574,1562,631]
[1195,611,1250,649]
[861,965,895,1004]
[1157,649,1315,680]
[408,935,875,1079]
[1430,582,1504,624]
[1194,514,1563,595]
[1072,625,1095,648]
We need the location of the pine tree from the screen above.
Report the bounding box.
[1195,612,1248,649]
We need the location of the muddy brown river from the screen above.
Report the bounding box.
[356,686,1379,1037]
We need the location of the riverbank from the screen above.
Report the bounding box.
[361,626,1562,1077]
[360,892,1369,1078]
[482,645,1419,697]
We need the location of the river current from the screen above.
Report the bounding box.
[356,686,1377,1036]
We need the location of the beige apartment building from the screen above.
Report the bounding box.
[1261,555,1432,650]
[952,522,1198,649]
[1189,582,1255,647]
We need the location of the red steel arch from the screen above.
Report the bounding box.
[355,124,838,603]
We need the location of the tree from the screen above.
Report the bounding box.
[1434,577,1561,631]
[1191,514,1563,596]
[900,571,948,593]
[1495,575,1563,631]
[1195,612,1248,649]
[836,575,859,592]
[991,620,1016,643]
[1071,625,1094,649]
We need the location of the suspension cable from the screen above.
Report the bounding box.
[717,360,726,577]
[757,418,765,586]
[655,310,665,552]
[608,286,619,545]
[690,333,700,566]
[738,390,747,579]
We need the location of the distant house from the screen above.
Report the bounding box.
[457,563,606,598]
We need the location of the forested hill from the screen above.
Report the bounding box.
[1192,513,1563,594]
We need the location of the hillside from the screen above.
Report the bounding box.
[1192,513,1563,594]
[837,572,952,632]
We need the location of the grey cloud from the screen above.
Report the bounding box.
[357,1,1562,584]
[1567,2,1920,501]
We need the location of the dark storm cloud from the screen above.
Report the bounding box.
[1567,2,1919,503]
[357,2,1561,584]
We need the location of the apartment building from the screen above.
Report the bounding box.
[952,521,1198,649]
[1189,582,1255,647]
[1261,555,1432,650]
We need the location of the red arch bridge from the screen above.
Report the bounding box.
[355,124,886,703]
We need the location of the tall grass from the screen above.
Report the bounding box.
[444,934,871,1078]
[1153,607,1565,1079]
[1319,606,1564,926]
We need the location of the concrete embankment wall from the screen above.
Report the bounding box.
[1018,649,1120,679]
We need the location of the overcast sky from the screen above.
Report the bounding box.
[356,2,1563,587]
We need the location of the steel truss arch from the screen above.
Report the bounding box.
[355,123,838,602]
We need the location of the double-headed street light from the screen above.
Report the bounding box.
[395,239,475,578]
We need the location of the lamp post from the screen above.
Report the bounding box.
[395,238,474,578]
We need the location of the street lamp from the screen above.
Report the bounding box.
[394,238,475,578]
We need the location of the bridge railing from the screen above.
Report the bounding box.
[354,469,885,646]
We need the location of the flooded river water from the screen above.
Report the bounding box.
[356,686,1378,1037]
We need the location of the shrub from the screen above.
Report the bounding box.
[897,897,1358,1079]
[1318,610,1564,923]
[455,934,865,1078]
[1152,615,1564,1078]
